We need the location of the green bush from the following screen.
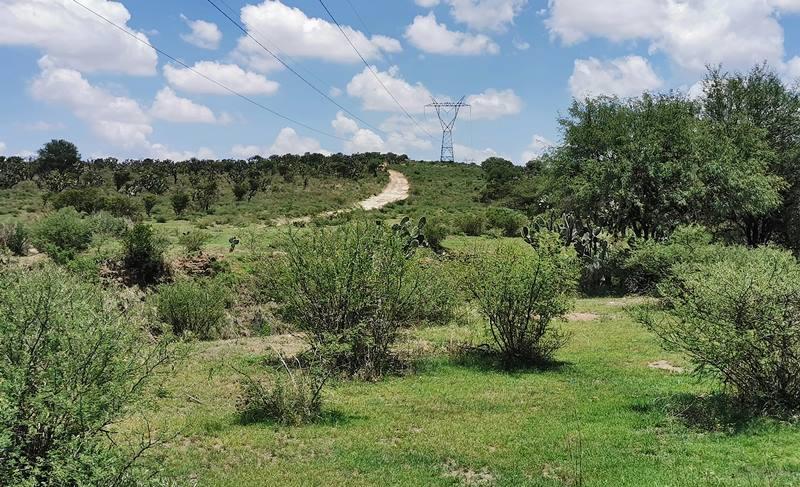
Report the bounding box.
[142,194,158,217]
[237,361,327,426]
[171,191,190,217]
[423,218,450,251]
[457,211,486,236]
[89,211,129,239]
[0,266,176,485]
[32,207,93,263]
[623,225,721,293]
[123,223,167,285]
[485,207,527,237]
[105,194,143,220]
[261,222,428,378]
[178,229,211,254]
[0,222,29,256]
[636,247,800,414]
[156,278,229,339]
[466,232,579,367]
[49,187,106,214]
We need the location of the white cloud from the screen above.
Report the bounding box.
[770,0,800,12]
[513,38,531,50]
[233,0,401,71]
[180,14,222,50]
[332,111,361,136]
[149,144,216,161]
[347,65,431,113]
[0,0,157,76]
[150,87,227,124]
[521,134,554,162]
[0,142,6,154]
[569,56,663,99]
[379,115,437,153]
[30,65,152,148]
[547,0,791,73]
[466,88,522,120]
[454,144,503,163]
[329,86,344,97]
[269,128,328,155]
[164,61,279,95]
[416,0,441,7]
[405,13,500,55]
[446,0,528,32]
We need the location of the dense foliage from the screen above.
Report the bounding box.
[0,266,176,485]
[637,247,800,413]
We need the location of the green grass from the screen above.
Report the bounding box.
[134,297,800,486]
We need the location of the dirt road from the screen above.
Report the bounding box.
[276,169,410,225]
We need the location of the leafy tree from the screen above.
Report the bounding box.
[142,194,158,217]
[701,64,800,247]
[37,139,81,174]
[480,157,521,201]
[114,169,132,191]
[0,156,32,189]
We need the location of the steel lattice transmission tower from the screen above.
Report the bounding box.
[426,96,470,162]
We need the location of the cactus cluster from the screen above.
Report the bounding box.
[391,216,427,257]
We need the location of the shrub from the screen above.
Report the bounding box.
[178,229,211,254]
[171,191,190,217]
[0,222,29,256]
[89,211,129,239]
[466,232,579,367]
[142,194,158,217]
[623,225,721,294]
[123,223,167,285]
[32,207,93,263]
[485,207,527,237]
[457,211,486,236]
[424,218,450,252]
[261,222,426,378]
[156,278,229,339]
[0,266,176,485]
[236,358,327,426]
[105,194,143,220]
[232,183,248,202]
[636,247,800,414]
[49,187,106,214]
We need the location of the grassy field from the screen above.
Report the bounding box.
[134,293,800,486]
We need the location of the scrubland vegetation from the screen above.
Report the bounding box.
[2,63,800,485]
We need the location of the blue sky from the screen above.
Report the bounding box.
[1,0,800,164]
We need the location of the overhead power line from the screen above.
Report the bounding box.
[315,0,435,140]
[70,0,347,142]
[205,0,386,136]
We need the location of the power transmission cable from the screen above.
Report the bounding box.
[205,0,386,136]
[315,0,436,140]
[70,0,348,142]
[343,0,373,39]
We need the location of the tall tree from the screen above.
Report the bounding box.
[37,139,81,174]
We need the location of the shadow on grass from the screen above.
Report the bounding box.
[448,344,572,375]
[630,392,785,434]
[237,408,363,428]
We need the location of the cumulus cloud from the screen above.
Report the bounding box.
[454,144,504,163]
[379,115,437,153]
[415,0,441,7]
[180,14,222,50]
[269,127,328,155]
[347,65,431,113]
[233,0,401,72]
[521,134,554,163]
[0,0,157,75]
[547,0,791,73]
[149,144,216,161]
[413,0,527,32]
[569,56,663,99]
[30,65,153,148]
[405,13,499,55]
[150,87,229,124]
[163,61,279,95]
[29,64,218,159]
[467,88,522,120]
